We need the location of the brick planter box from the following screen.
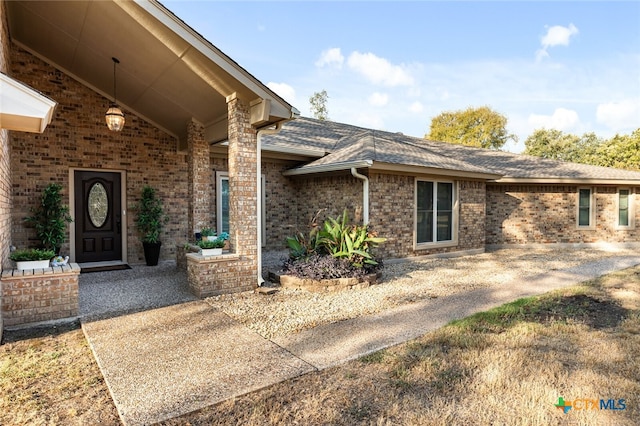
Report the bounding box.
[186,253,256,298]
[1,263,81,327]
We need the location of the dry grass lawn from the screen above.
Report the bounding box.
[1,265,639,425]
[165,267,640,426]
[0,321,119,425]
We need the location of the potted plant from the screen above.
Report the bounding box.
[197,237,224,256]
[134,185,168,266]
[25,183,73,254]
[10,248,56,270]
[201,226,217,242]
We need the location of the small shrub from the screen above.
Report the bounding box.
[24,183,73,253]
[197,238,225,249]
[200,227,216,237]
[318,210,386,268]
[9,248,56,262]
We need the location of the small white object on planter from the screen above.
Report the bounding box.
[16,259,50,270]
[200,248,223,256]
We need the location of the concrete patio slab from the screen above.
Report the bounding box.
[80,262,197,322]
[82,301,314,426]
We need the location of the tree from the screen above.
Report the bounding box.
[309,90,329,121]
[594,129,640,171]
[524,128,640,171]
[427,106,516,150]
[524,129,601,164]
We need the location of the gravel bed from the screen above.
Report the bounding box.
[205,248,635,339]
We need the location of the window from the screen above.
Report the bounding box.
[216,172,266,246]
[577,188,593,228]
[216,174,230,234]
[416,180,456,245]
[618,188,631,228]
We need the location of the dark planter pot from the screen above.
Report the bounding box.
[143,241,162,266]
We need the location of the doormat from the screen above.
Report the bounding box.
[81,264,132,273]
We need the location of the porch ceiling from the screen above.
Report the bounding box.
[6,0,295,144]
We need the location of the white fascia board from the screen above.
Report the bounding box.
[131,0,296,120]
[283,160,373,176]
[0,73,57,133]
[493,177,640,185]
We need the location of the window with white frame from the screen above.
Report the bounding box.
[618,188,632,228]
[416,180,457,245]
[577,187,594,228]
[216,172,266,245]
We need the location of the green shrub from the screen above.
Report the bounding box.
[198,238,225,249]
[24,183,73,253]
[200,226,216,237]
[9,248,56,262]
[318,210,386,268]
[286,210,386,269]
[134,186,167,244]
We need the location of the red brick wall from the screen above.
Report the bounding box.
[262,160,300,248]
[486,184,640,245]
[9,45,188,264]
[1,265,80,327]
[294,173,364,232]
[226,95,258,286]
[369,172,486,258]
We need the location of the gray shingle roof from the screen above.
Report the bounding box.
[263,117,640,183]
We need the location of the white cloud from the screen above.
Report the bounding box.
[368,92,389,107]
[347,51,414,87]
[408,101,424,113]
[315,48,344,68]
[528,108,580,131]
[542,23,579,48]
[596,100,640,131]
[536,23,579,61]
[267,82,296,105]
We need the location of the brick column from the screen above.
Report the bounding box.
[186,119,211,238]
[227,94,258,286]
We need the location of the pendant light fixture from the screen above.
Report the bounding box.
[105,57,125,131]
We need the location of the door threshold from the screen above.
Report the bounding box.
[78,260,127,268]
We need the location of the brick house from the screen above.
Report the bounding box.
[258,117,640,259]
[2,1,640,328]
[0,0,298,327]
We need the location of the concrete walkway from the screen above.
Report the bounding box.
[81,255,640,425]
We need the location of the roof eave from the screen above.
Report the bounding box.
[0,73,57,133]
[370,162,502,180]
[493,177,640,185]
[283,160,373,176]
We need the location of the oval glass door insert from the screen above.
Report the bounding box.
[88,182,109,228]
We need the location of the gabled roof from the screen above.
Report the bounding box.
[271,117,640,184]
[6,0,297,144]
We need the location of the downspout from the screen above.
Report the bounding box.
[351,168,369,225]
[256,109,299,286]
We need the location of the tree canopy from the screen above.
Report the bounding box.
[309,90,329,121]
[524,128,640,171]
[427,106,516,150]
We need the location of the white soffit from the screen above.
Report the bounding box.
[0,73,57,133]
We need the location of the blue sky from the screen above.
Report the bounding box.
[165,1,640,152]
